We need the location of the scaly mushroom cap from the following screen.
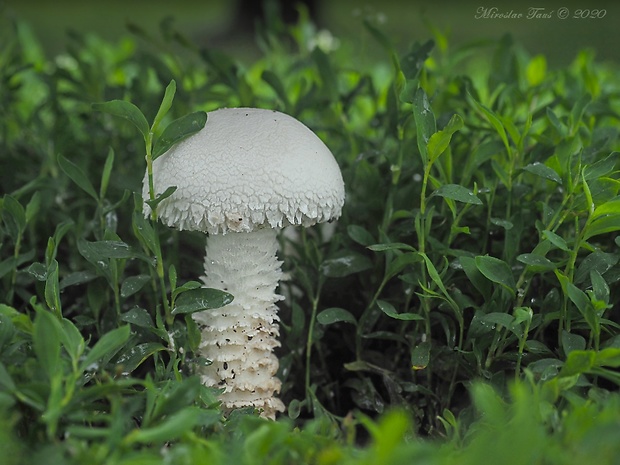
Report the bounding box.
[144,107,345,234]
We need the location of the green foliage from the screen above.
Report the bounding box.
[1,5,620,464]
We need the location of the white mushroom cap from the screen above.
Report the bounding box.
[144,107,345,234]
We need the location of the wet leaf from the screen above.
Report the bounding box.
[57,154,99,201]
[121,274,151,298]
[92,99,150,139]
[120,307,154,329]
[320,253,373,278]
[172,288,233,315]
[378,300,424,321]
[317,307,357,325]
[432,183,482,205]
[475,255,516,295]
[152,111,207,159]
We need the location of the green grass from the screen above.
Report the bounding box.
[1,4,620,464]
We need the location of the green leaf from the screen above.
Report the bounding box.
[57,153,99,201]
[347,225,375,247]
[59,318,85,367]
[25,191,41,224]
[92,99,150,140]
[120,274,151,298]
[432,183,482,205]
[261,70,290,109]
[44,259,61,316]
[312,47,338,100]
[0,361,16,392]
[124,407,203,445]
[120,307,155,329]
[522,162,562,184]
[171,280,202,301]
[460,256,492,300]
[468,93,510,154]
[368,242,417,252]
[475,255,516,295]
[317,307,357,325]
[116,342,167,374]
[525,54,547,86]
[584,152,618,181]
[2,195,26,240]
[377,299,424,321]
[319,253,373,278]
[33,309,62,380]
[411,341,431,370]
[172,288,233,315]
[144,185,178,212]
[153,111,207,159]
[78,239,137,260]
[152,79,176,133]
[516,253,556,270]
[561,330,586,356]
[427,114,464,163]
[543,230,570,252]
[412,88,436,166]
[80,325,131,371]
[99,148,115,200]
[400,40,434,80]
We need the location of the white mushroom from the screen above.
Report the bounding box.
[143,107,345,419]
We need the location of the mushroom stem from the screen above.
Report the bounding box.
[194,227,286,419]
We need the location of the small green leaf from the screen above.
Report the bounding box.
[57,153,99,201]
[78,239,137,260]
[124,407,202,445]
[0,361,16,391]
[92,99,150,139]
[172,288,233,315]
[413,88,436,165]
[522,162,562,184]
[432,183,482,205]
[411,341,431,370]
[543,230,570,252]
[116,342,167,374]
[319,253,373,278]
[378,300,424,321]
[25,191,41,224]
[468,93,510,155]
[561,330,586,356]
[121,274,151,298]
[120,307,155,329]
[100,148,115,200]
[2,195,26,240]
[317,307,357,325]
[517,253,556,270]
[427,114,464,163]
[33,309,62,380]
[153,111,207,159]
[368,242,417,252]
[401,39,434,80]
[80,325,131,371]
[525,54,547,86]
[261,70,290,109]
[475,255,516,295]
[347,225,375,247]
[145,186,178,213]
[59,318,85,366]
[44,259,61,316]
[152,80,176,133]
[584,152,618,181]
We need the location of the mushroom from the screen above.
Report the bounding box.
[143,107,345,419]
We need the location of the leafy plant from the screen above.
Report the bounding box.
[1,5,620,464]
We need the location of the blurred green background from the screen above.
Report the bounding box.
[1,0,618,67]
